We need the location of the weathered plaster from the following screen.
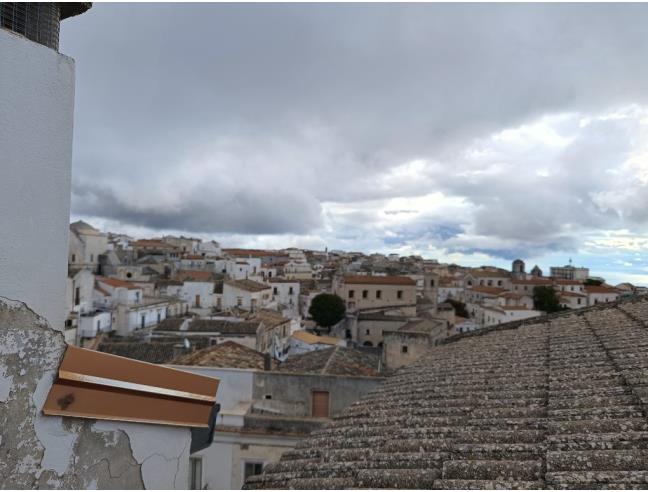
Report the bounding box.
[0,298,157,489]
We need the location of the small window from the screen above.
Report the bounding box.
[273,287,278,295]
[190,457,202,490]
[497,280,502,286]
[376,290,382,299]
[402,345,408,353]
[397,290,403,299]
[264,394,272,400]
[71,254,76,263]
[349,290,355,299]
[244,462,264,481]
[362,290,368,299]
[289,287,294,295]
[365,329,370,335]
[90,254,94,262]
[430,278,435,287]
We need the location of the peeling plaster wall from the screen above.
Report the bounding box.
[0,299,191,489]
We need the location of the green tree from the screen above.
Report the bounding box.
[584,278,603,286]
[444,298,469,318]
[533,286,564,313]
[309,293,346,329]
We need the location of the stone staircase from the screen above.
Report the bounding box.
[246,297,648,489]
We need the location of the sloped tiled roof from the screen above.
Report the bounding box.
[96,276,141,290]
[97,342,177,364]
[174,270,215,282]
[185,319,260,335]
[170,341,273,369]
[277,346,381,377]
[291,331,340,346]
[224,278,271,293]
[250,296,648,489]
[344,275,416,286]
[467,286,508,295]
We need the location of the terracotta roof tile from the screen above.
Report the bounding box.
[344,275,416,286]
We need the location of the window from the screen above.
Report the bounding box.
[376,290,382,299]
[96,320,101,330]
[244,462,264,481]
[237,298,243,307]
[140,315,145,329]
[577,298,581,305]
[402,345,408,354]
[397,290,403,299]
[430,278,435,287]
[497,280,502,286]
[190,457,202,490]
[312,390,330,417]
[273,287,278,295]
[349,290,355,299]
[362,290,368,299]
[90,254,94,262]
[74,286,80,306]
[365,329,370,335]
[71,254,76,263]
[289,286,294,295]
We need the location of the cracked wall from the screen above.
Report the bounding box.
[0,298,191,489]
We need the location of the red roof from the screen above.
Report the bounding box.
[344,275,416,286]
[511,277,552,285]
[553,279,582,285]
[468,286,508,295]
[96,277,141,290]
[585,285,619,294]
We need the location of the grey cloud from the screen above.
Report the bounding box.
[72,183,322,235]
[59,4,648,259]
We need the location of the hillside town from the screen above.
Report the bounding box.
[60,219,648,488]
[7,2,648,490]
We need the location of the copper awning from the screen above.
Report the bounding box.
[43,345,219,427]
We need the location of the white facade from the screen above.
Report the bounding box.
[483,306,543,327]
[222,282,273,312]
[198,240,222,257]
[269,280,300,311]
[181,281,215,309]
[226,258,262,279]
[68,222,109,272]
[115,301,169,335]
[78,310,113,338]
[0,29,75,330]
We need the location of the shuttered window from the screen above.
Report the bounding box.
[312,390,330,417]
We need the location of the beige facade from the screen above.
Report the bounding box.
[335,275,417,313]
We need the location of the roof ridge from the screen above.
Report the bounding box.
[321,346,340,375]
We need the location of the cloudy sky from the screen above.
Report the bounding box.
[61,3,648,285]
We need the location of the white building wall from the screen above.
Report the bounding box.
[181,281,214,308]
[0,29,75,330]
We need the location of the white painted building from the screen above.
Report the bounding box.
[222,279,273,312]
[181,280,216,309]
[269,278,300,313]
[226,258,262,280]
[482,305,543,327]
[198,240,222,258]
[68,221,109,273]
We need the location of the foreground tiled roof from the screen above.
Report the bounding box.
[187,319,260,335]
[277,346,381,377]
[249,296,648,489]
[170,341,273,369]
